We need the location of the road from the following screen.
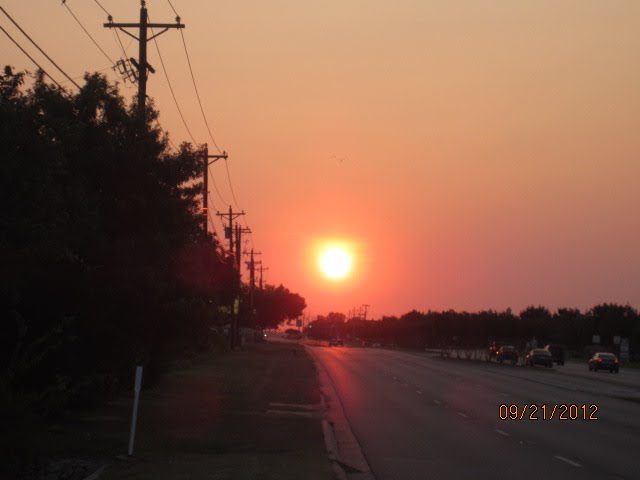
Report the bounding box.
[309,346,640,480]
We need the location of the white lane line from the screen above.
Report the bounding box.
[495,429,510,437]
[401,383,408,387]
[499,392,509,397]
[433,399,443,405]
[555,456,582,468]
[416,390,423,394]
[458,412,468,419]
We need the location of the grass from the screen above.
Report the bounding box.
[2,342,333,480]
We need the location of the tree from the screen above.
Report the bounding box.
[0,67,224,413]
[589,304,638,340]
[254,284,306,330]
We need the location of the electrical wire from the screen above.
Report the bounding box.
[112,28,129,60]
[62,2,115,66]
[168,1,224,153]
[166,2,255,262]
[206,192,221,237]
[0,23,63,88]
[92,0,110,17]
[208,162,228,206]
[179,29,223,154]
[224,159,242,210]
[0,6,81,89]
[167,0,179,17]
[59,65,113,84]
[149,22,199,145]
[207,209,220,239]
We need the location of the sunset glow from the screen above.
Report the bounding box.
[319,247,352,280]
[6,2,640,316]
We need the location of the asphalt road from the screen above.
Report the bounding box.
[310,346,640,480]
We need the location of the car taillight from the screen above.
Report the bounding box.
[596,359,602,362]
[614,359,619,363]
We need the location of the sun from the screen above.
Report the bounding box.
[319,247,352,280]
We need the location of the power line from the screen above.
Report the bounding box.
[170,0,223,153]
[179,29,223,154]
[0,6,80,89]
[224,159,242,209]
[149,22,198,145]
[167,0,179,17]
[92,0,110,17]
[111,28,129,60]
[59,65,113,84]
[62,2,114,66]
[0,23,63,88]
[209,163,228,206]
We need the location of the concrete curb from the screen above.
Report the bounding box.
[82,463,108,480]
[306,346,375,480]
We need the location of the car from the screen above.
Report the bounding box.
[588,352,619,373]
[328,339,344,347]
[488,341,504,361]
[496,345,519,365]
[543,344,566,366]
[525,349,553,368]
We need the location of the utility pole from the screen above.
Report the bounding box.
[104,1,185,127]
[245,250,262,335]
[234,225,252,269]
[258,265,269,290]
[362,304,370,321]
[245,250,262,294]
[216,206,245,254]
[215,206,245,349]
[201,144,227,238]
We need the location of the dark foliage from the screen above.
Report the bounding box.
[307,303,640,357]
[0,68,240,417]
[253,284,306,330]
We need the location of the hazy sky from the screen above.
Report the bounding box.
[3,1,639,318]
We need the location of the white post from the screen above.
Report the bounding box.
[128,365,143,456]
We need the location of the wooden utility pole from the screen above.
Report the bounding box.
[235,225,252,269]
[245,250,262,296]
[245,250,261,333]
[258,265,269,290]
[216,206,245,255]
[201,144,227,238]
[104,1,184,126]
[215,207,245,349]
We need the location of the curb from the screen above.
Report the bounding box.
[306,346,375,480]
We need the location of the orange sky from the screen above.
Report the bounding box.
[3,0,640,318]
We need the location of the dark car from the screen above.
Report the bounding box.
[543,344,566,366]
[525,349,553,368]
[588,352,619,373]
[496,345,519,365]
[328,339,344,347]
[488,341,504,361]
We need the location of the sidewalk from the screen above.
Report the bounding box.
[7,342,334,480]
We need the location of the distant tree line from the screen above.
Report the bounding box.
[0,67,304,419]
[307,304,640,358]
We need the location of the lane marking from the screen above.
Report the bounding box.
[499,392,509,397]
[433,399,443,405]
[401,383,408,387]
[555,456,582,468]
[495,429,510,437]
[416,390,423,394]
[458,412,468,419]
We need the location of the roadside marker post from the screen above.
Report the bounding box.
[128,366,143,456]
